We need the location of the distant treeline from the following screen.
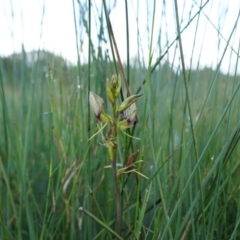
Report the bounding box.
[0,50,236,87]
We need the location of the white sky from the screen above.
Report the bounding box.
[1,0,240,74]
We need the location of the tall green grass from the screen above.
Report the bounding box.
[1,1,240,239]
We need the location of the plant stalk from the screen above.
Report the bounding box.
[111,101,122,236]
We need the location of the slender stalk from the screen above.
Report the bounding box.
[87,1,92,238]
[111,101,122,236]
[124,0,130,85]
[40,65,54,240]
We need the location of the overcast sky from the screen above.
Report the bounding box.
[1,0,240,74]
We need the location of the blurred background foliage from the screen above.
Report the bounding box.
[1,0,240,239]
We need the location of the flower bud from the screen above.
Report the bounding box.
[89,91,112,122]
[118,103,137,129]
[117,94,142,112]
[106,75,121,103]
[106,78,115,104]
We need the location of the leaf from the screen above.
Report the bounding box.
[79,207,124,240]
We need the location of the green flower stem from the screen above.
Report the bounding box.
[111,101,122,236]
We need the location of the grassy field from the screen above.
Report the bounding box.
[1,1,240,239]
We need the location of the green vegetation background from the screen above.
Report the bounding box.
[1,2,240,239]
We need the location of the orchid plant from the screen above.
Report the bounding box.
[89,74,145,236]
[89,75,144,175]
